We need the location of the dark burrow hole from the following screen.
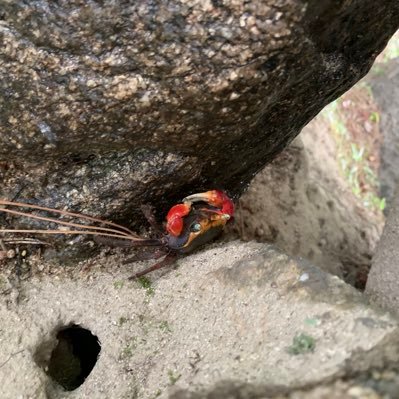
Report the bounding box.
[46,324,101,391]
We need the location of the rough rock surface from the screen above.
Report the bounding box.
[1,241,399,399]
[366,193,399,316]
[369,58,399,209]
[0,1,398,224]
[231,123,383,287]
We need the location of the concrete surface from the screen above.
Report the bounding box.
[1,241,399,399]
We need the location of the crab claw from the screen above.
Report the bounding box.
[183,190,234,217]
[166,203,191,237]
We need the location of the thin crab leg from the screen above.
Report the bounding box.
[0,206,134,238]
[128,252,177,279]
[0,228,161,244]
[93,235,164,247]
[123,248,167,263]
[2,238,49,245]
[0,199,137,237]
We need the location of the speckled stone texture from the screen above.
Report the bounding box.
[0,1,398,223]
[366,193,399,315]
[1,241,399,399]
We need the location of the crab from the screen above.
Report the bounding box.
[0,190,235,278]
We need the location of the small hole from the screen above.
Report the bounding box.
[47,324,101,391]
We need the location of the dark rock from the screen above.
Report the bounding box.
[0,1,398,227]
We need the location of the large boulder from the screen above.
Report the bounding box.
[0,1,398,222]
[366,193,399,315]
[1,241,399,398]
[369,58,399,209]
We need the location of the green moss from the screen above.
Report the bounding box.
[120,337,138,360]
[137,276,155,296]
[151,389,162,398]
[167,370,181,385]
[287,333,316,355]
[0,276,7,291]
[119,346,133,360]
[113,280,124,289]
[158,320,172,333]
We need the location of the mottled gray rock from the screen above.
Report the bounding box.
[1,241,399,399]
[369,58,399,210]
[0,1,398,225]
[366,193,399,316]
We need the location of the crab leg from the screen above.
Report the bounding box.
[128,252,177,279]
[0,229,139,242]
[0,199,137,237]
[0,206,135,238]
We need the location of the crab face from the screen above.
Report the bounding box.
[166,209,230,253]
[165,190,234,238]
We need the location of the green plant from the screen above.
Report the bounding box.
[369,111,380,123]
[351,143,364,162]
[320,98,385,213]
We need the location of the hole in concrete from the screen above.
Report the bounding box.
[47,324,101,391]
